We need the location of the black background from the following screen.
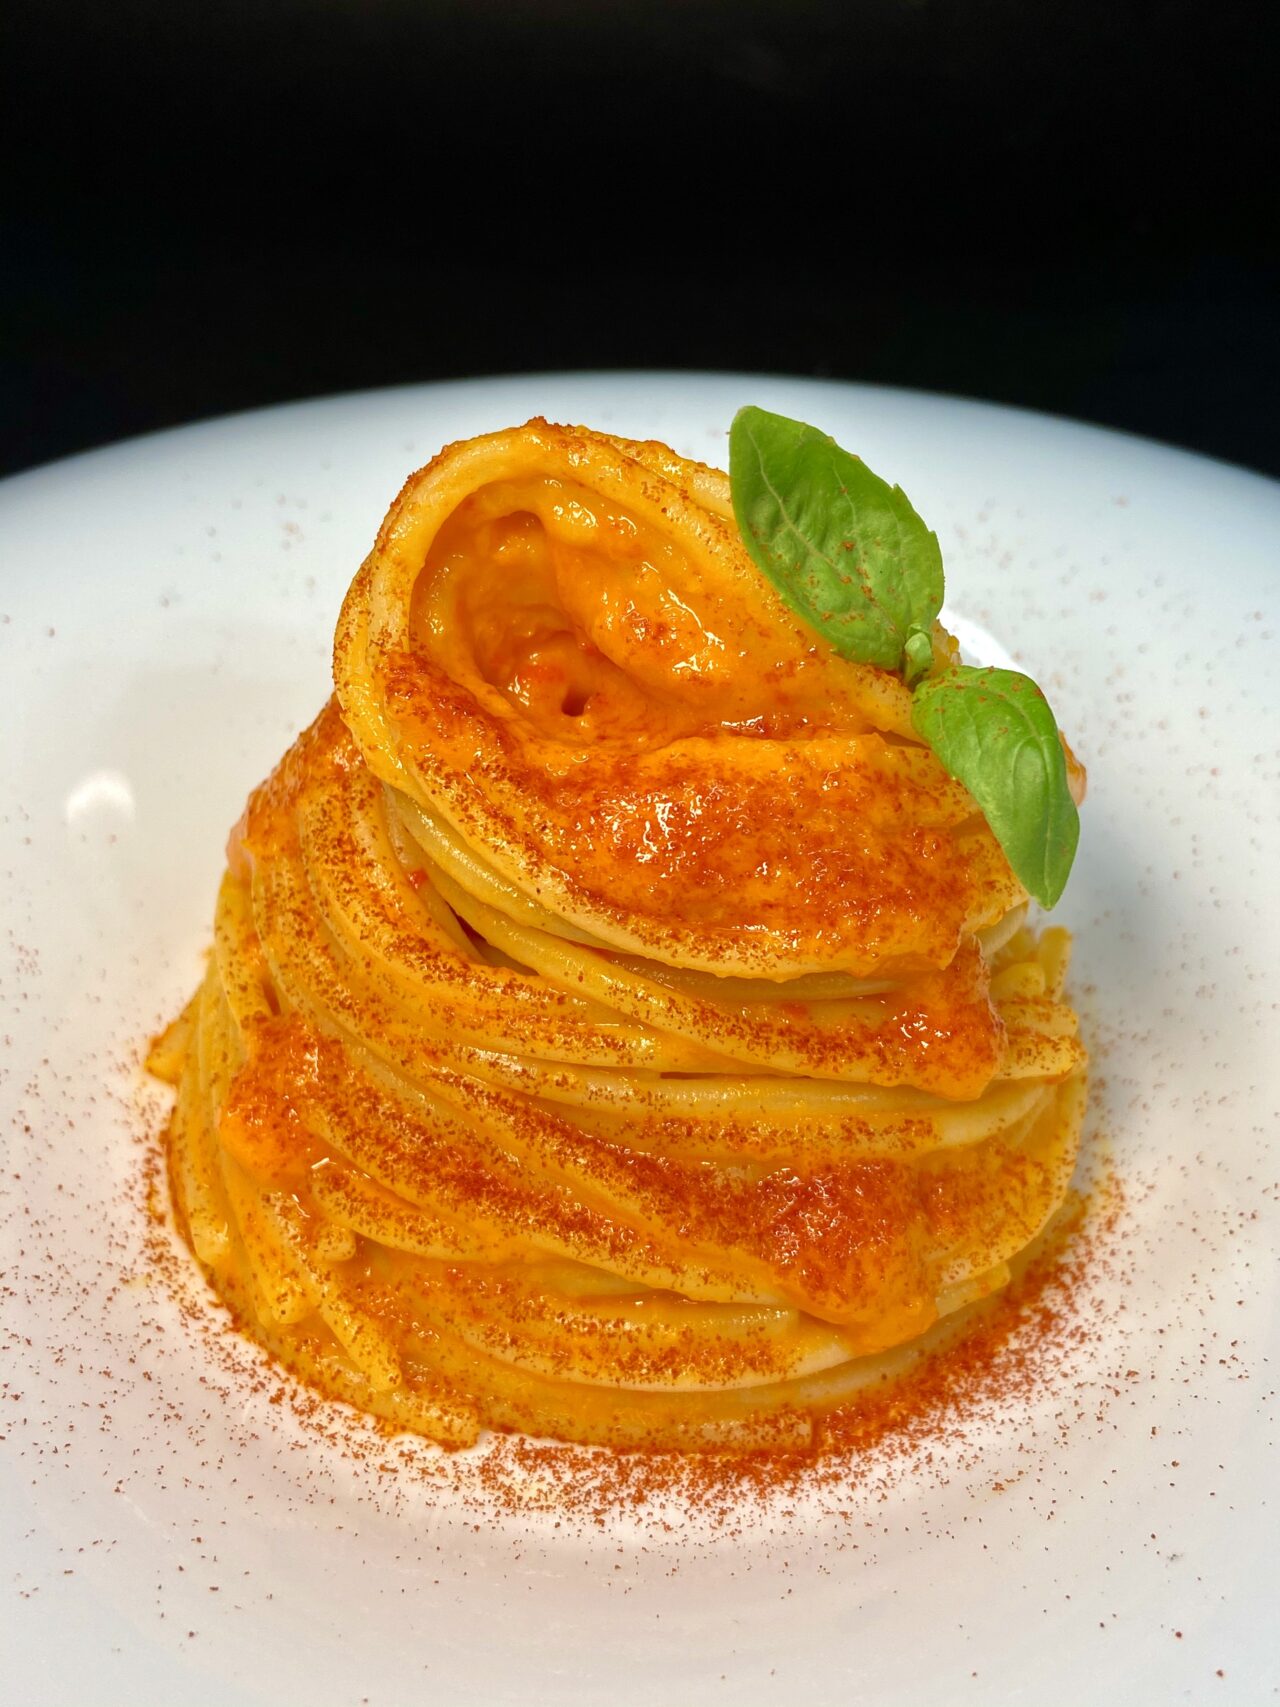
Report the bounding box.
[3,0,1276,478]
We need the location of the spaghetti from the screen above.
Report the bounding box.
[151,418,1087,1452]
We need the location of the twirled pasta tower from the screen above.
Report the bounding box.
[152,420,1087,1451]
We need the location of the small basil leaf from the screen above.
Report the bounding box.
[911,665,1079,909]
[729,405,944,670]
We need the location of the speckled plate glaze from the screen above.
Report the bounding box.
[2,375,1277,1707]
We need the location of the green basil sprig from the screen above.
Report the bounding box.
[729,405,942,684]
[728,405,1079,908]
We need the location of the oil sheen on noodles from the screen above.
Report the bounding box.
[150,419,1088,1453]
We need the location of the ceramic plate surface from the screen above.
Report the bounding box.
[2,374,1277,1705]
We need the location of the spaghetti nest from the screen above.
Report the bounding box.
[151,420,1088,1452]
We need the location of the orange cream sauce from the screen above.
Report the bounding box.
[239,700,1009,1100]
[356,436,1024,976]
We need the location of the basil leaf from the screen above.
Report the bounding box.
[729,405,944,671]
[911,666,1079,909]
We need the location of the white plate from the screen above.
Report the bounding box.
[2,375,1277,1706]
